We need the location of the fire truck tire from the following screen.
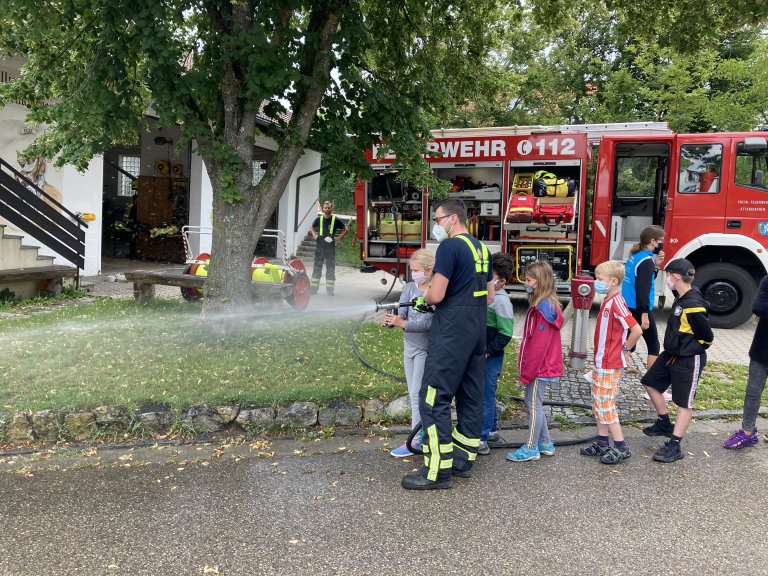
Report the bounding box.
[693,263,756,329]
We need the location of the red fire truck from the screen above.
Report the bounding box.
[354,122,768,328]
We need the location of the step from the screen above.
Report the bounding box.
[1,241,53,268]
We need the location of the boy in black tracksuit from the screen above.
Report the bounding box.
[641,258,714,463]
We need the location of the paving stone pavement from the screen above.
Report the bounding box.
[82,258,757,425]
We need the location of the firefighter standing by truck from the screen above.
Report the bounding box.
[310,201,348,295]
[401,198,494,490]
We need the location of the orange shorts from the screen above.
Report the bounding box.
[591,368,623,425]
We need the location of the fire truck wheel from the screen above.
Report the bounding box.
[693,263,756,329]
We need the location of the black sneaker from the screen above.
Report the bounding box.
[600,446,631,465]
[579,442,610,456]
[486,432,506,445]
[653,440,684,463]
[643,418,674,438]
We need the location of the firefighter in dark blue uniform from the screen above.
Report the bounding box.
[310,201,348,295]
[402,199,494,490]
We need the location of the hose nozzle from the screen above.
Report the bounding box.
[374,301,403,313]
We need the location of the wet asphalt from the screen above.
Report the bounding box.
[1,419,766,576]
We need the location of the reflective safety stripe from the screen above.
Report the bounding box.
[452,428,480,448]
[319,214,336,237]
[453,443,478,462]
[456,234,489,298]
[425,386,437,407]
[425,424,441,481]
[424,424,454,480]
[456,234,489,273]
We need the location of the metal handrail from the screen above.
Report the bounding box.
[0,157,87,269]
[181,226,290,266]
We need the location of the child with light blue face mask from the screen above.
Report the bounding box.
[382,249,435,458]
[593,279,610,294]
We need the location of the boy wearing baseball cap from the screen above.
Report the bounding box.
[641,259,714,462]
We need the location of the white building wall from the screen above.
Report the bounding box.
[282,149,322,258]
[61,158,103,275]
[187,150,213,257]
[187,145,321,261]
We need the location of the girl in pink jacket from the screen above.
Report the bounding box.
[508,260,564,462]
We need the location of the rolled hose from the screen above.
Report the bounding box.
[350,322,598,454]
[405,419,598,455]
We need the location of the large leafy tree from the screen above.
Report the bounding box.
[0,0,507,323]
[450,2,768,132]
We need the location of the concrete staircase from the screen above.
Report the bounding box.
[0,224,55,268]
[295,233,317,261]
[0,224,69,298]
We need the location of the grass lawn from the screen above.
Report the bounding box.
[0,296,759,418]
[0,298,521,415]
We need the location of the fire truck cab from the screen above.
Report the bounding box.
[592,131,768,328]
[355,123,768,328]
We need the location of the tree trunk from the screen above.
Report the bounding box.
[199,5,342,330]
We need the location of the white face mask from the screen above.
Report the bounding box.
[412,271,427,284]
[666,276,677,290]
[431,223,449,242]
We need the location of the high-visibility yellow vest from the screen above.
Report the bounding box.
[319,215,336,236]
[455,234,489,298]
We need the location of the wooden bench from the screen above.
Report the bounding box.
[123,270,203,303]
[123,269,293,304]
[0,265,78,297]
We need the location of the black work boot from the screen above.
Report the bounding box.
[401,472,451,490]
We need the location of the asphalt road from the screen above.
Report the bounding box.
[1,419,766,576]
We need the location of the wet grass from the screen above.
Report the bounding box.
[0,298,520,414]
[0,297,756,416]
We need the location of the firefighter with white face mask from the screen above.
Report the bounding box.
[402,198,494,490]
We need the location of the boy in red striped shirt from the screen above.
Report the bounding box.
[580,260,643,464]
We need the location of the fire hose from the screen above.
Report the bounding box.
[350,302,597,455]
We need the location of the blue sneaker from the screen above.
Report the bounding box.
[538,441,555,456]
[390,432,421,458]
[506,445,540,462]
[390,443,412,458]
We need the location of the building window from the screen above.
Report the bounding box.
[252,162,267,186]
[118,155,141,197]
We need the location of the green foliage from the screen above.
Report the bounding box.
[449,3,768,132]
[320,172,355,214]
[0,288,15,303]
[0,0,506,310]
[335,221,362,266]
